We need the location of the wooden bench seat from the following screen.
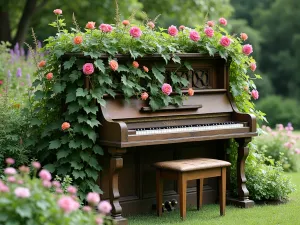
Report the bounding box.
[154,158,231,220]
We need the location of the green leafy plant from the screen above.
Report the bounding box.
[26,8,265,196]
[0,159,114,225]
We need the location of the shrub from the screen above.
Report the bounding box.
[254,124,300,171]
[229,140,295,201]
[0,159,114,225]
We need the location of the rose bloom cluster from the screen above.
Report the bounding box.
[1,157,112,225]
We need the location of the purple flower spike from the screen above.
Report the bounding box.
[16,68,22,78]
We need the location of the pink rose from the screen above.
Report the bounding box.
[43,180,52,188]
[168,25,178,36]
[250,62,257,72]
[98,201,112,214]
[251,89,259,100]
[240,33,248,41]
[5,158,15,165]
[219,36,231,47]
[19,166,30,173]
[179,25,185,30]
[86,192,100,206]
[52,181,61,188]
[58,196,80,213]
[7,176,16,183]
[207,21,214,27]
[96,217,104,225]
[295,148,300,154]
[32,161,41,169]
[99,24,113,33]
[189,30,200,42]
[83,63,94,75]
[130,26,142,38]
[56,188,63,193]
[82,206,92,212]
[242,44,253,55]
[147,22,155,29]
[0,182,9,193]
[67,186,77,194]
[39,169,52,181]
[141,92,149,100]
[219,17,227,26]
[161,83,172,95]
[14,187,30,198]
[204,27,214,37]
[53,9,62,15]
[4,167,17,175]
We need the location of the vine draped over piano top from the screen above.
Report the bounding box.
[26,10,266,197]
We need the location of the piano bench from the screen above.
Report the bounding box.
[153,158,231,220]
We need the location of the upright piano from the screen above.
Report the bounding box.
[96,54,257,225]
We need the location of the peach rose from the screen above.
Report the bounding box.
[38,60,46,68]
[250,62,257,72]
[83,63,94,75]
[168,25,178,36]
[143,66,149,72]
[147,22,155,29]
[240,33,248,41]
[188,88,194,96]
[73,36,83,45]
[179,25,185,30]
[61,122,70,131]
[141,92,149,100]
[86,22,96,29]
[109,60,118,71]
[132,61,139,68]
[122,20,130,26]
[220,36,231,47]
[53,9,62,15]
[46,72,53,80]
[161,83,172,95]
[207,21,214,27]
[242,44,253,55]
[219,17,227,26]
[251,89,259,100]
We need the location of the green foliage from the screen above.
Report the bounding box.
[256,95,300,129]
[254,125,300,172]
[228,140,295,201]
[0,162,113,225]
[27,11,263,197]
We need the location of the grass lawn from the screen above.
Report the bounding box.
[129,172,300,225]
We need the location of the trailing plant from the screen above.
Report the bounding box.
[26,7,265,196]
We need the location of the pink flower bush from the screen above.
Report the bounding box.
[168,25,178,36]
[43,180,52,188]
[130,26,142,38]
[14,187,30,198]
[82,206,92,212]
[204,27,214,37]
[6,158,15,165]
[242,44,253,55]
[219,17,227,26]
[99,24,113,33]
[52,181,61,188]
[161,83,172,95]
[86,192,100,206]
[19,166,30,173]
[251,89,259,100]
[250,62,257,72]
[39,169,52,181]
[220,36,231,47]
[4,167,17,175]
[189,30,200,42]
[98,201,112,214]
[83,63,95,75]
[96,217,104,224]
[58,196,80,213]
[53,9,62,15]
[141,92,149,100]
[7,176,16,183]
[0,181,9,193]
[32,161,41,169]
[67,186,77,194]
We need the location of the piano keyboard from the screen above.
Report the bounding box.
[135,122,244,136]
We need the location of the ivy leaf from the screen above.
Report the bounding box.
[206,43,217,56]
[83,51,101,59]
[43,164,55,172]
[98,74,112,85]
[80,151,91,162]
[63,56,76,70]
[94,59,105,73]
[152,67,165,84]
[49,139,61,149]
[76,88,88,97]
[69,139,81,149]
[53,82,66,94]
[149,98,160,111]
[86,168,99,181]
[57,149,72,160]
[219,50,228,60]
[129,49,142,59]
[118,65,130,72]
[93,145,104,155]
[68,102,81,114]
[81,139,93,150]
[88,157,100,169]
[16,206,32,218]
[34,90,44,100]
[87,130,97,143]
[161,53,171,64]
[87,118,100,128]
[83,105,98,115]
[184,61,193,71]
[173,95,183,106]
[72,170,86,179]
[172,54,181,64]
[180,77,189,87]
[66,91,76,103]
[54,49,64,58]
[30,118,42,126]
[77,114,88,123]
[170,72,180,84]
[69,70,82,83]
[70,161,84,170]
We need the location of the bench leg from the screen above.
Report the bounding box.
[156,169,163,217]
[178,173,187,220]
[219,167,226,216]
[196,178,204,210]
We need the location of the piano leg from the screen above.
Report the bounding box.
[108,147,128,225]
[227,138,254,208]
